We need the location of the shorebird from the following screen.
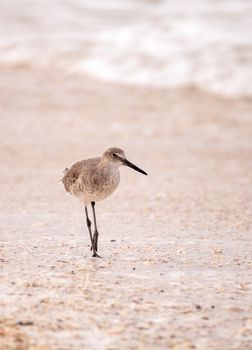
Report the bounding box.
[62,147,147,257]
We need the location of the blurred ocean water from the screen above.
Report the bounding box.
[0,0,251,98]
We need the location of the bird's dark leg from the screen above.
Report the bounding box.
[91,201,100,255]
[85,206,100,258]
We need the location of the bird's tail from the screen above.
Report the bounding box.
[58,168,69,184]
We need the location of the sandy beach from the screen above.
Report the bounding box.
[0,65,251,349]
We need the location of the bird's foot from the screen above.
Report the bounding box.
[92,251,101,258]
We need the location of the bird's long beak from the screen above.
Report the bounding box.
[123,159,147,175]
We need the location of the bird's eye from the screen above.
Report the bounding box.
[112,153,117,158]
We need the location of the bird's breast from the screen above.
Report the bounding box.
[80,164,120,203]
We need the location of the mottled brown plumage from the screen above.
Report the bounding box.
[62,147,147,257]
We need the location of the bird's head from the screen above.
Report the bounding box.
[103,147,147,175]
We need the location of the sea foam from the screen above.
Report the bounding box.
[0,0,251,98]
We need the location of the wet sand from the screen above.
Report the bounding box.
[0,67,252,349]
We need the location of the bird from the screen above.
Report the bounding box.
[62,147,147,257]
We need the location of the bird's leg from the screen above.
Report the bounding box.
[85,206,100,258]
[85,206,94,250]
[91,201,99,254]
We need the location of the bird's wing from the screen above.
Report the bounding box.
[62,158,100,193]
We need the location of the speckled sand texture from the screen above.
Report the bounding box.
[0,68,252,349]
